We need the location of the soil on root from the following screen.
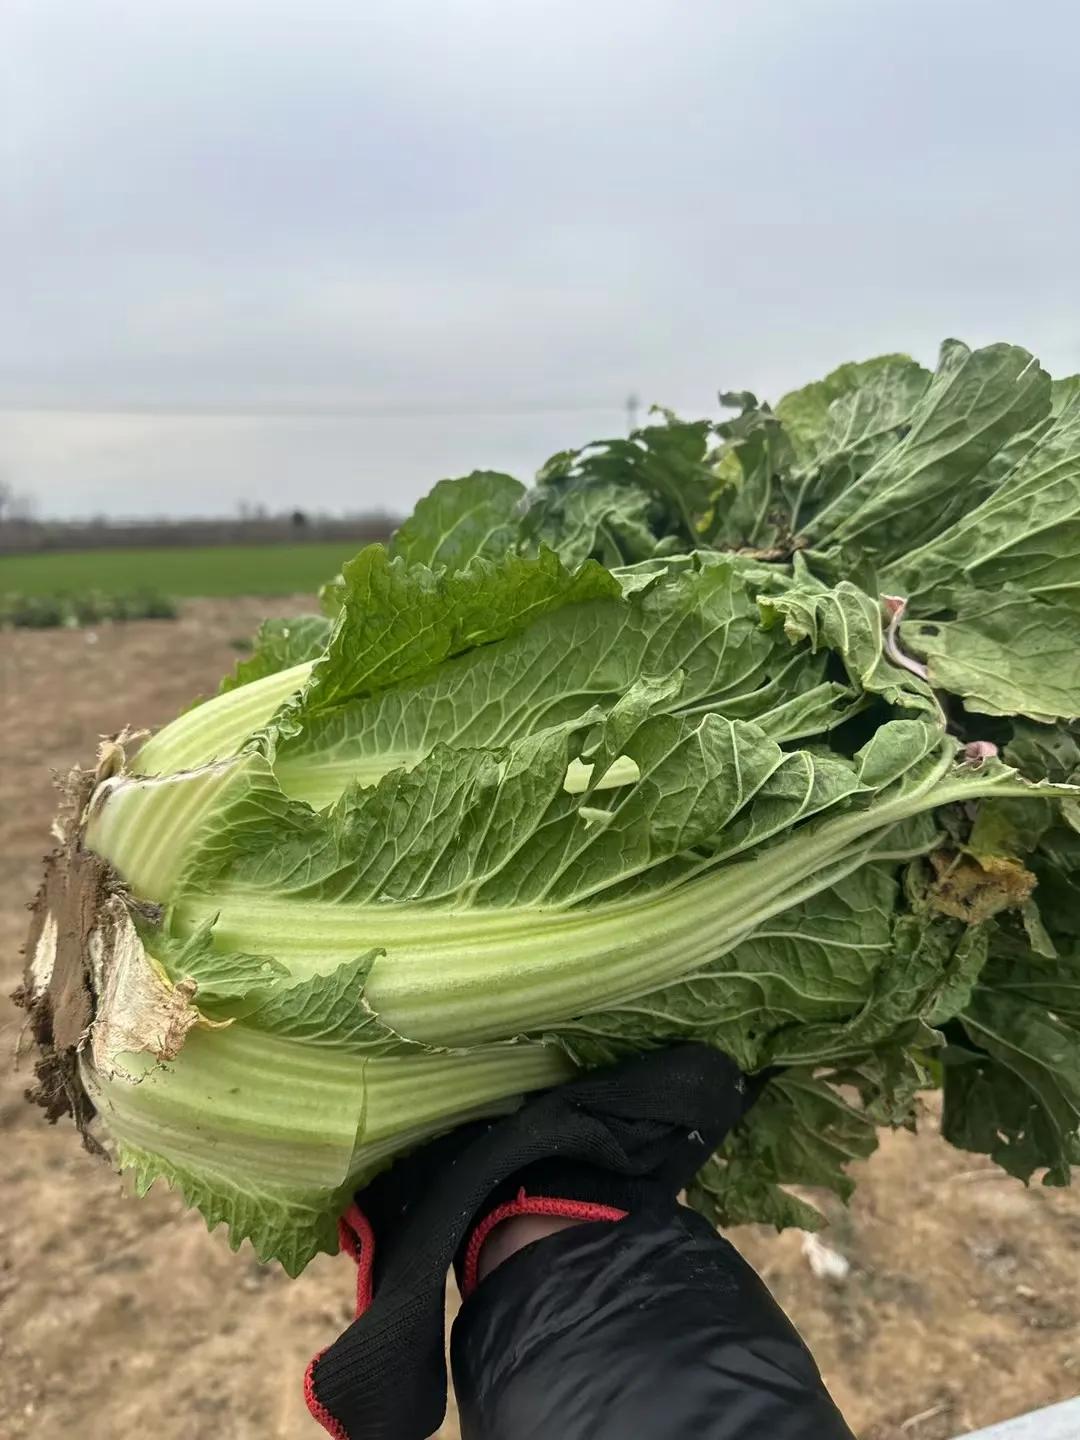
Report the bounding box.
[0,597,1076,1440]
[16,802,102,1136]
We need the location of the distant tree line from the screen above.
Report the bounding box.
[0,511,397,556]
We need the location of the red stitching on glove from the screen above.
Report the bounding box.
[461,1188,627,1299]
[304,1204,377,1437]
[338,1203,376,1316]
[304,1354,349,1440]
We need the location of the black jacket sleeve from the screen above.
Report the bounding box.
[450,1207,856,1440]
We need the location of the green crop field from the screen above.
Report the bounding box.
[0,542,364,598]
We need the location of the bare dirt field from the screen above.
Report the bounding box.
[1,601,1077,1440]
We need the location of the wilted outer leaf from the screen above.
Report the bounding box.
[886,390,1080,611]
[1005,720,1080,784]
[806,341,1050,561]
[782,356,931,531]
[707,394,794,551]
[521,477,663,571]
[688,1070,880,1231]
[903,588,1080,722]
[943,985,1080,1185]
[775,353,925,464]
[522,417,715,567]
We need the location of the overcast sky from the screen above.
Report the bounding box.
[3,0,1079,519]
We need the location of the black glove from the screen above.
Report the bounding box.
[450,1195,856,1440]
[305,1043,762,1440]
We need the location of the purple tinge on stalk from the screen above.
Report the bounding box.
[881,595,930,681]
[961,740,1000,767]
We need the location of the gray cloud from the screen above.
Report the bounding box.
[3,0,1079,516]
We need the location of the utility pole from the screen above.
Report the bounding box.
[626,392,640,434]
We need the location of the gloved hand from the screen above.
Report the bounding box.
[304,1043,763,1440]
